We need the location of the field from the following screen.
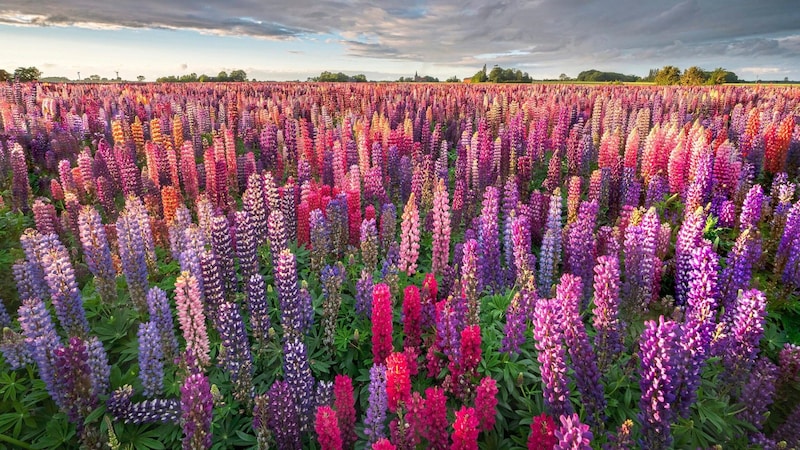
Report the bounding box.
[0,81,799,449]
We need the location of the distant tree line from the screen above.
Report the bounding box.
[397,72,439,82]
[644,66,739,85]
[576,70,640,82]
[0,66,42,82]
[307,71,368,82]
[470,65,532,83]
[156,69,248,83]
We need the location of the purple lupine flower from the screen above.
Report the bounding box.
[281,183,298,244]
[0,328,32,369]
[479,186,502,293]
[565,201,598,304]
[603,419,633,450]
[511,213,536,291]
[245,274,271,346]
[200,250,225,328]
[314,379,334,409]
[124,195,156,270]
[39,233,89,337]
[18,297,61,399]
[675,207,707,305]
[210,214,237,293]
[269,209,289,258]
[321,262,346,348]
[217,301,253,402]
[309,208,330,272]
[779,202,800,287]
[638,317,683,449]
[437,295,467,364]
[739,184,764,231]
[533,297,573,418]
[773,403,800,448]
[431,178,451,275]
[18,229,48,300]
[501,290,532,355]
[538,189,562,297]
[361,217,379,271]
[275,249,305,336]
[117,212,150,313]
[138,321,164,397]
[13,259,38,302]
[559,274,606,427]
[0,298,10,328]
[592,255,624,370]
[326,194,349,257]
[179,225,206,289]
[738,356,778,430]
[108,384,180,424]
[283,333,316,432]
[355,269,374,317]
[461,238,480,325]
[778,343,800,383]
[554,413,593,450]
[242,174,268,246]
[85,335,110,397]
[78,206,117,302]
[363,364,388,445]
[254,380,302,450]
[720,228,761,316]
[181,373,213,450]
[147,287,178,361]
[722,289,767,388]
[235,210,259,283]
[52,337,99,426]
[379,203,397,258]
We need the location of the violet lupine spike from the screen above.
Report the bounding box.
[684,241,720,350]
[181,373,213,450]
[78,206,117,303]
[460,238,480,325]
[210,214,237,293]
[738,184,764,231]
[13,259,39,303]
[431,178,451,276]
[675,207,707,305]
[52,337,99,426]
[174,272,210,367]
[268,209,289,258]
[1,328,33,369]
[283,333,316,432]
[722,289,767,389]
[356,269,374,317]
[39,233,90,338]
[117,213,150,313]
[147,287,179,361]
[235,210,259,283]
[436,296,467,364]
[255,380,302,450]
[737,356,778,430]
[275,249,307,336]
[538,189,562,298]
[501,290,531,355]
[554,413,593,450]
[511,213,536,291]
[558,274,606,427]
[361,217,379,271]
[10,143,31,212]
[565,201,599,304]
[85,335,110,398]
[217,301,253,402]
[379,203,397,259]
[533,297,573,418]
[18,297,62,401]
[479,186,502,293]
[309,208,330,273]
[107,384,180,424]
[320,262,346,349]
[638,317,683,449]
[18,229,48,301]
[245,274,271,346]
[398,192,421,276]
[592,255,624,371]
[200,250,225,329]
[138,321,165,398]
[363,364,388,446]
[124,195,156,271]
[33,198,59,236]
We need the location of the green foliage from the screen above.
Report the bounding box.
[470,64,488,83]
[13,67,42,82]
[445,76,461,82]
[681,66,708,86]
[576,69,640,83]
[155,69,248,83]
[308,71,368,82]
[654,65,682,85]
[0,208,32,305]
[487,66,532,83]
[0,69,10,82]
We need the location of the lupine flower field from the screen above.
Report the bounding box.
[0,81,799,449]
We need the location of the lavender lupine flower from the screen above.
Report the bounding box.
[242,175,268,246]
[738,356,778,430]
[559,274,606,427]
[363,364,388,445]
[283,333,316,432]
[18,298,61,399]
[722,289,767,388]
[179,225,206,290]
[217,301,253,402]
[592,255,624,370]
[254,381,302,450]
[108,384,180,424]
[321,262,346,348]
[13,260,40,302]
[138,321,164,397]
[245,274,271,346]
[210,214,237,293]
[268,209,289,257]
[356,269,374,317]
[1,328,33,369]
[638,317,683,449]
[720,228,761,316]
[85,335,110,397]
[738,184,764,231]
[778,343,800,383]
[314,379,334,409]
[533,297,573,418]
[398,193,421,276]
[479,186,502,293]
[554,413,593,450]
[38,234,90,337]
[309,208,330,272]
[181,373,213,450]
[78,206,117,302]
[147,287,178,361]
[18,230,48,300]
[675,207,706,305]
[235,210,259,283]
[627,207,660,310]
[565,201,598,304]
[779,202,800,286]
[538,190,562,297]
[361,218,379,271]
[117,212,150,313]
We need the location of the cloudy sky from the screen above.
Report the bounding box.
[1,0,799,81]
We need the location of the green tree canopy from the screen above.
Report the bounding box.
[308,71,368,82]
[654,66,681,85]
[13,66,42,81]
[229,69,248,82]
[0,69,9,82]
[576,70,639,82]
[680,66,707,86]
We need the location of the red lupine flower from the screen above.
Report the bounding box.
[334,375,356,449]
[386,352,411,412]
[403,285,421,349]
[315,405,343,450]
[451,407,479,450]
[475,377,498,432]
[528,414,557,450]
[372,283,393,365]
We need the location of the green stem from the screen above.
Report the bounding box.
[0,433,32,449]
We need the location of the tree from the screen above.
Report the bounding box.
[0,69,9,82]
[680,66,707,86]
[559,73,571,81]
[14,66,42,82]
[707,67,738,85]
[217,71,229,82]
[653,66,681,85]
[137,75,145,82]
[446,75,460,82]
[471,64,488,83]
[229,69,247,82]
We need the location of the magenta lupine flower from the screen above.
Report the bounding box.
[18,297,61,399]
[245,274,271,346]
[33,198,59,236]
[254,380,302,450]
[38,233,89,337]
[174,272,210,367]
[451,406,479,450]
[398,193,420,276]
[554,413,593,450]
[533,297,573,418]
[738,184,764,231]
[138,321,164,397]
[403,285,422,349]
[181,373,213,450]
[737,356,778,430]
[116,212,150,313]
[147,287,178,361]
[431,179,451,275]
[217,301,253,402]
[475,376,498,432]
[538,189,562,297]
[361,217,379,271]
[478,186,502,293]
[558,274,605,426]
[592,255,624,370]
[638,317,683,449]
[210,214,237,292]
[78,206,117,302]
